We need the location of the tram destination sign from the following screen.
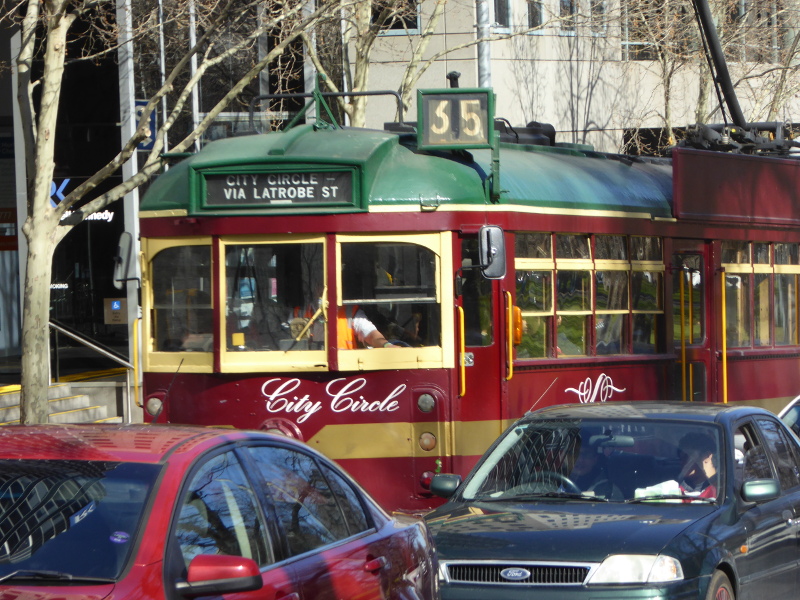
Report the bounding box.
[204,171,353,207]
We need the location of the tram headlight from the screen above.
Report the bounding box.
[419,432,437,451]
[417,393,436,413]
[145,395,163,417]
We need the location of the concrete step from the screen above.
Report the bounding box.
[48,403,108,424]
[0,394,108,425]
[0,383,75,407]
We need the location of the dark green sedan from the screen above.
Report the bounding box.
[425,402,800,600]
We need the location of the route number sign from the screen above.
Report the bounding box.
[417,89,495,150]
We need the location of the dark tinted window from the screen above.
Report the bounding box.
[175,451,271,567]
[0,461,159,579]
[757,418,800,490]
[246,447,353,555]
[319,463,370,534]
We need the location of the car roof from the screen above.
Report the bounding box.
[525,401,773,424]
[0,424,289,464]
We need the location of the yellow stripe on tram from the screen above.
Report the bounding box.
[307,419,513,460]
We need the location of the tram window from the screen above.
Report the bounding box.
[461,239,493,347]
[722,241,750,264]
[595,270,628,355]
[775,243,799,265]
[725,274,751,347]
[516,271,552,358]
[631,271,662,354]
[753,243,770,264]
[631,236,662,261]
[515,233,664,359]
[224,243,324,352]
[152,246,213,352]
[516,233,551,259]
[672,254,704,345]
[340,242,440,348]
[556,271,591,311]
[754,273,770,346]
[557,315,588,356]
[775,274,799,345]
[555,234,590,259]
[595,235,627,260]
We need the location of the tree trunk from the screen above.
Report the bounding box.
[20,227,57,423]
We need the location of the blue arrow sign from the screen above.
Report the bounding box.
[50,179,70,207]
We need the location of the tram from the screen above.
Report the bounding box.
[136,88,800,512]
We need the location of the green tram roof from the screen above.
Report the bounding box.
[140,124,673,218]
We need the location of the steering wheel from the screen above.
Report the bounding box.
[504,472,582,496]
[531,471,582,494]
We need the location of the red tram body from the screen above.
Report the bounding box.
[138,91,800,512]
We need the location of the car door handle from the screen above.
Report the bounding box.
[364,556,388,572]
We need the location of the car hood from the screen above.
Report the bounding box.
[0,585,114,599]
[426,500,715,563]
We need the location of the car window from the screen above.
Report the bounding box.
[318,462,371,534]
[460,418,722,502]
[756,418,800,490]
[175,451,272,567]
[734,422,772,486]
[245,446,360,556]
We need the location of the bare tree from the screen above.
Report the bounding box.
[8,0,333,423]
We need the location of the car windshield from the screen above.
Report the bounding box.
[0,460,160,582]
[461,418,723,503]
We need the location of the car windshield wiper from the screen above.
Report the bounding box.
[512,491,610,502]
[0,570,115,585]
[625,494,716,504]
[472,491,608,502]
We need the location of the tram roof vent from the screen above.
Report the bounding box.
[495,120,556,147]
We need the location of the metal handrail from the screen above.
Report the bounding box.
[49,321,135,423]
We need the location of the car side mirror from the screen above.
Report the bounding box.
[176,554,263,597]
[430,473,462,499]
[741,478,780,503]
[478,225,505,279]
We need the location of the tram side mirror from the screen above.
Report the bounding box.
[113,232,133,290]
[478,225,506,279]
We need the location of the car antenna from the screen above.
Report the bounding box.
[529,377,558,412]
[152,358,183,423]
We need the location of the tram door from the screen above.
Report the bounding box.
[672,241,711,402]
[453,235,508,474]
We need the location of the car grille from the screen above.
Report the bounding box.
[444,561,592,586]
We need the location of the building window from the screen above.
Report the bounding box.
[560,0,577,33]
[621,0,656,59]
[528,0,543,28]
[728,0,787,63]
[373,0,420,32]
[590,0,607,34]
[494,0,511,29]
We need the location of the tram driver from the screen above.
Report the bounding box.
[339,246,405,349]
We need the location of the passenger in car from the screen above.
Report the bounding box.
[677,433,718,500]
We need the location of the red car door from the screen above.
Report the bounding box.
[242,444,395,599]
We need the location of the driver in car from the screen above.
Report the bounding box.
[569,440,622,500]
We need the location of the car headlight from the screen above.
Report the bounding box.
[586,555,684,584]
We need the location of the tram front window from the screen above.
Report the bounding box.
[225,242,324,351]
[340,242,440,348]
[152,246,213,352]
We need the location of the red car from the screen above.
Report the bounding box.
[0,424,438,600]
